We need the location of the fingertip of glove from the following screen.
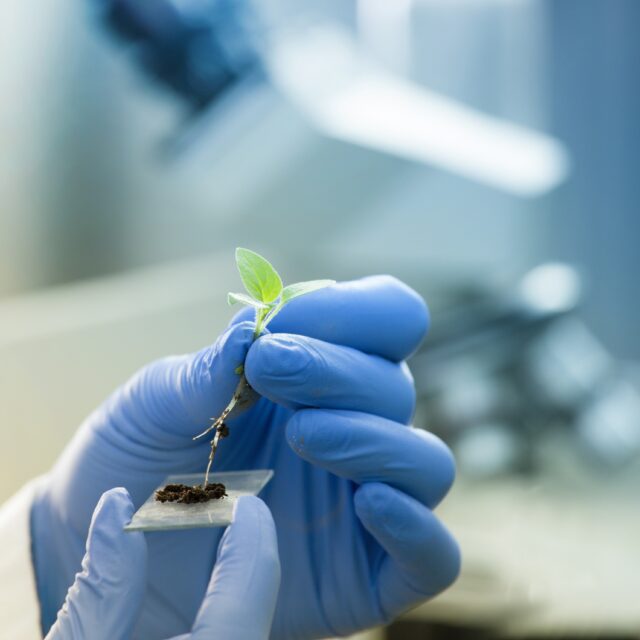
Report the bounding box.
[86,489,147,581]
[354,483,461,593]
[93,487,135,525]
[184,321,255,392]
[206,321,255,368]
[285,409,324,458]
[374,275,430,355]
[354,482,428,540]
[414,430,457,504]
[234,495,269,521]
[233,496,277,540]
[440,533,462,591]
[245,334,314,391]
[337,275,429,360]
[353,482,396,525]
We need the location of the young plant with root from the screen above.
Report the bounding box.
[193,248,334,488]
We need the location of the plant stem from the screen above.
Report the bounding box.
[253,307,268,339]
[199,308,266,488]
[203,428,222,489]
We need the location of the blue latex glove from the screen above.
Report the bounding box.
[45,490,280,640]
[32,276,460,639]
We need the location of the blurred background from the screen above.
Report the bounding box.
[1,0,639,637]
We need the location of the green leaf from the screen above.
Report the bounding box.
[281,279,335,303]
[235,248,283,303]
[227,292,268,309]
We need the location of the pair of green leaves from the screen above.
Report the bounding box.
[228,248,335,336]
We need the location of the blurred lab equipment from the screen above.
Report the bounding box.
[96,0,569,196]
[398,262,640,638]
[96,0,262,111]
[2,0,638,366]
[411,262,640,476]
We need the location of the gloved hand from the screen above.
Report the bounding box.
[32,275,460,639]
[45,490,280,640]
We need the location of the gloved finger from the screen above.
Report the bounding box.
[245,334,415,424]
[45,489,147,640]
[104,320,255,445]
[286,409,455,509]
[354,483,460,621]
[185,496,280,640]
[230,275,429,362]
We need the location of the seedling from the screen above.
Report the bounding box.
[155,248,334,506]
[196,248,334,484]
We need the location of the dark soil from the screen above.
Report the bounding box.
[155,482,227,504]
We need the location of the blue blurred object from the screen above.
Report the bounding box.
[44,490,281,640]
[411,263,640,477]
[98,0,261,109]
[31,276,459,639]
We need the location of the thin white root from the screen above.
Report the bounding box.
[203,428,223,487]
[193,403,234,441]
[193,375,247,441]
[198,375,250,488]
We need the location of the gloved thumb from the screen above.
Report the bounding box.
[185,496,280,640]
[45,488,147,640]
[117,320,257,445]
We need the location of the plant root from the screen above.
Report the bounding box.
[196,375,258,487]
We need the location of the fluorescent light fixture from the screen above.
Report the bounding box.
[357,0,413,73]
[266,27,570,197]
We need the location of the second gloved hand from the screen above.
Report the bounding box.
[46,490,280,640]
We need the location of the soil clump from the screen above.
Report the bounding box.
[155,482,227,504]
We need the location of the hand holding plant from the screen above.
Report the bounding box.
[195,248,335,486]
[32,268,459,639]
